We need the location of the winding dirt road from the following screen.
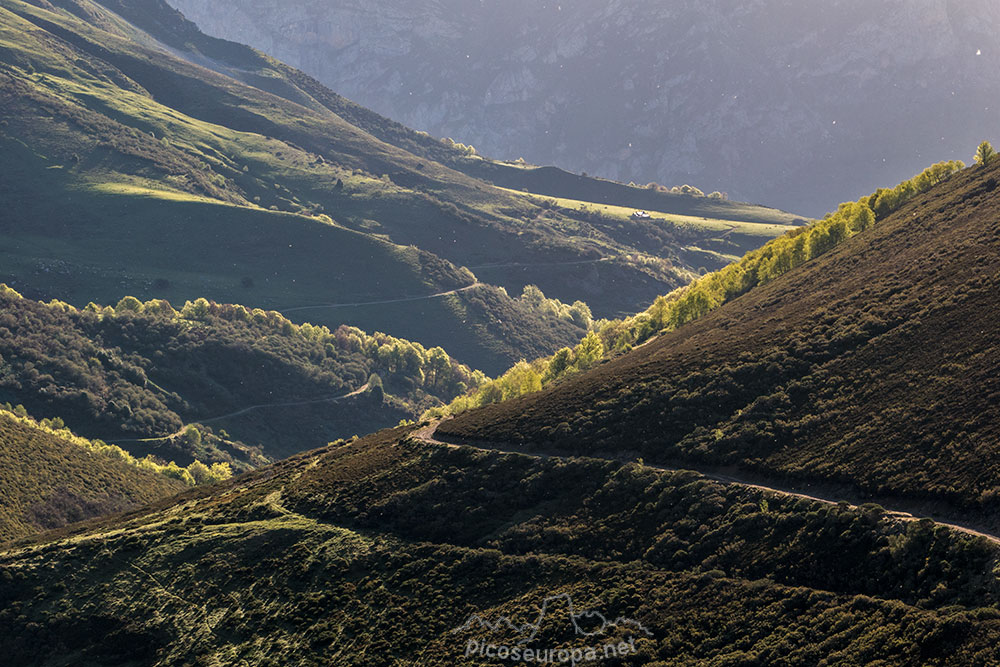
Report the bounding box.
[105,383,370,444]
[465,257,613,270]
[411,422,1000,545]
[281,283,482,313]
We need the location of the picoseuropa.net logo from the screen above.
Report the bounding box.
[450,592,652,665]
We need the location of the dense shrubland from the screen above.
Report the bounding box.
[296,436,999,609]
[4,430,997,663]
[0,285,485,459]
[9,519,999,665]
[0,409,188,542]
[427,160,966,418]
[140,295,488,399]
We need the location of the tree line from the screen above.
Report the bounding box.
[0,285,489,461]
[0,402,231,486]
[84,294,487,399]
[427,158,968,418]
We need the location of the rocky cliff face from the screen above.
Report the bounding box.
[167,0,1000,215]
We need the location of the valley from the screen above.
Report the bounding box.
[4,148,1000,662]
[1,0,999,664]
[0,0,808,465]
[0,0,800,358]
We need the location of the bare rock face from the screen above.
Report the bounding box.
[167,0,1000,215]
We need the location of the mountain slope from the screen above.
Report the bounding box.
[3,160,1000,662]
[0,0,801,355]
[166,0,1000,216]
[0,0,597,373]
[4,2,1000,663]
[0,408,185,541]
[439,159,1000,520]
[0,285,493,462]
[0,426,997,663]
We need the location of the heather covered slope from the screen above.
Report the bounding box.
[1,428,998,664]
[440,159,1000,515]
[0,410,185,541]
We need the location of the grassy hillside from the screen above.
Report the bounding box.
[0,0,800,354]
[0,284,496,461]
[0,427,997,663]
[0,65,581,375]
[0,146,585,381]
[466,161,806,226]
[0,0,587,372]
[0,408,186,541]
[439,157,1000,520]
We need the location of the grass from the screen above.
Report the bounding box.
[1,130,584,373]
[499,186,799,267]
[0,0,810,349]
[0,0,591,372]
[86,181,224,203]
[500,187,797,236]
[1,180,455,310]
[463,159,808,225]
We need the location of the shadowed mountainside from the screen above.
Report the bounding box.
[3,156,1000,662]
[167,0,1000,215]
[0,425,998,663]
[0,285,492,462]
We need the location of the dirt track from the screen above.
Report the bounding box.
[411,422,1000,545]
[281,283,482,313]
[105,383,370,444]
